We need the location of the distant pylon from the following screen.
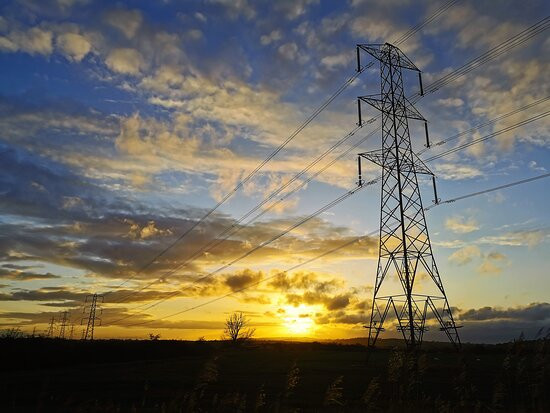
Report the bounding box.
[355,43,461,349]
[46,316,55,338]
[69,323,74,340]
[58,311,69,339]
[81,293,103,340]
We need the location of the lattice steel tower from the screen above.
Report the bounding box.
[81,293,103,340]
[58,311,69,339]
[356,43,460,348]
[46,316,55,338]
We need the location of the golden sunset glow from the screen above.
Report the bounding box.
[281,305,316,335]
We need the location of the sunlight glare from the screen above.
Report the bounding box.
[282,304,315,335]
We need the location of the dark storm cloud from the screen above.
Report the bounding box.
[1,264,41,270]
[224,269,263,292]
[325,294,351,311]
[285,291,353,311]
[459,302,550,322]
[458,320,550,344]
[315,309,367,326]
[268,271,343,293]
[0,142,377,284]
[0,285,186,307]
[0,268,60,281]
[2,287,86,303]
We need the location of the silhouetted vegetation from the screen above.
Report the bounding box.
[1,335,549,412]
[223,311,255,343]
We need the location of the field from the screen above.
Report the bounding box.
[1,337,549,412]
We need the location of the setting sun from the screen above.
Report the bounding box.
[281,305,316,335]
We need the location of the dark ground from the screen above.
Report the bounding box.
[1,337,548,412]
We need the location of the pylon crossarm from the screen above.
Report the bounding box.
[359,95,425,121]
[410,151,434,175]
[357,43,420,72]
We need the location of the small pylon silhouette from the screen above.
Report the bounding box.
[81,293,103,340]
[58,311,69,339]
[46,316,55,338]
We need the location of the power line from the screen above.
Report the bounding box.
[418,95,550,156]
[104,13,550,319]
[122,229,381,327]
[110,126,379,305]
[425,172,550,210]
[109,104,548,326]
[109,124,368,303]
[106,183,367,325]
[393,0,461,45]
[158,18,550,288]
[105,67,368,295]
[106,67,549,320]
[119,171,550,327]
[424,110,550,162]
[112,91,548,308]
[423,16,550,94]
[104,0,466,298]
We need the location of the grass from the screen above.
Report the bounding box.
[1,337,548,412]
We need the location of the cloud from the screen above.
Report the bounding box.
[194,12,207,23]
[445,215,479,234]
[487,251,506,260]
[320,52,351,70]
[453,301,550,343]
[278,42,298,60]
[260,30,282,46]
[459,302,550,322]
[103,8,143,39]
[0,286,86,305]
[274,0,319,20]
[433,163,483,180]
[0,268,60,281]
[477,260,501,275]
[105,48,146,75]
[224,269,263,292]
[528,160,547,172]
[285,291,352,311]
[477,250,506,276]
[315,309,366,326]
[325,294,351,311]
[268,271,344,294]
[478,230,547,248]
[0,143,374,286]
[437,97,464,107]
[0,27,53,55]
[56,32,91,61]
[448,245,481,265]
[207,0,256,20]
[125,220,173,240]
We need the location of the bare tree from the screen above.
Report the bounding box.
[223,312,255,343]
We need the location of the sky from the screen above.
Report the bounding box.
[0,0,549,343]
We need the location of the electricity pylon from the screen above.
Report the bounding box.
[356,43,460,348]
[46,316,55,338]
[81,293,103,340]
[58,311,69,339]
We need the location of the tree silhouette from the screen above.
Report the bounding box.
[223,312,255,343]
